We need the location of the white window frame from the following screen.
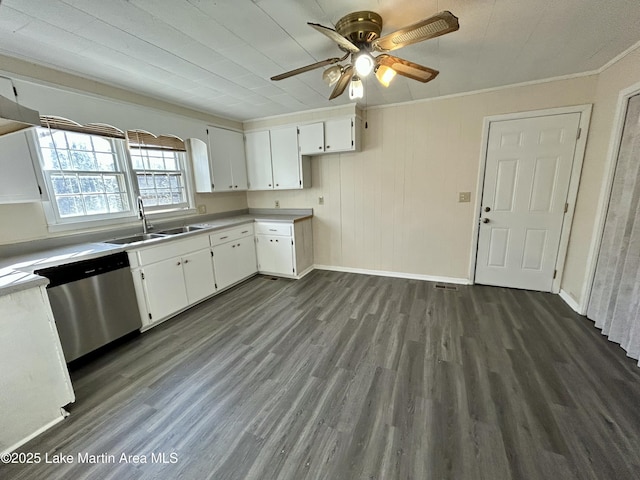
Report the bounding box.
[31,128,196,231]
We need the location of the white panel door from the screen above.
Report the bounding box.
[324,117,353,152]
[142,257,188,321]
[298,122,324,155]
[208,127,245,192]
[245,130,273,190]
[256,235,294,276]
[475,113,581,291]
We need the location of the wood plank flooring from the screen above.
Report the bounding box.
[2,270,640,480]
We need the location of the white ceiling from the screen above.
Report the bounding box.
[1,0,639,122]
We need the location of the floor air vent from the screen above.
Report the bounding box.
[435,284,458,291]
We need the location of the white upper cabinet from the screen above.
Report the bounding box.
[245,130,274,190]
[324,117,359,153]
[270,126,301,189]
[298,122,325,155]
[246,128,310,191]
[0,130,41,204]
[296,116,361,157]
[208,127,247,192]
[189,127,248,193]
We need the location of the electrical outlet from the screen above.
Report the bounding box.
[275,200,280,208]
[458,192,471,203]
[197,204,207,214]
[318,196,324,205]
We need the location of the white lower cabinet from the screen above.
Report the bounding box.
[141,257,189,323]
[129,234,217,329]
[210,223,257,291]
[183,248,217,303]
[255,218,313,278]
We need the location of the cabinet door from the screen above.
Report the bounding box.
[183,248,217,304]
[0,131,41,203]
[231,146,249,191]
[270,126,301,189]
[187,137,213,193]
[208,127,237,192]
[324,117,354,153]
[256,234,294,276]
[212,242,239,290]
[142,258,188,322]
[235,236,258,279]
[245,130,273,190]
[298,123,324,155]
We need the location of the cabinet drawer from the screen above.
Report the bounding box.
[255,222,291,236]
[210,223,255,246]
[136,235,209,266]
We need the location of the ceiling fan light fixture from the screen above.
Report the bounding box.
[322,65,343,86]
[354,53,374,77]
[375,64,397,87]
[349,75,364,100]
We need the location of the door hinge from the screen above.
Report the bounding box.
[215,283,217,289]
[211,250,214,257]
[291,239,293,245]
[141,271,145,280]
[351,140,354,146]
[206,128,209,135]
[564,203,569,213]
[576,128,582,140]
[297,127,300,134]
[351,120,353,127]
[553,269,557,279]
[148,313,152,320]
[37,185,42,195]
[299,179,302,186]
[293,268,295,273]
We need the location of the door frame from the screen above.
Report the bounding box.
[582,81,640,314]
[469,105,593,293]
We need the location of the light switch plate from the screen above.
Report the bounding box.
[318,196,324,205]
[459,192,471,203]
[275,200,280,208]
[197,204,207,214]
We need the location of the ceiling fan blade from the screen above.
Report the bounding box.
[270,54,348,81]
[376,55,439,83]
[373,11,459,52]
[308,22,360,53]
[329,65,354,100]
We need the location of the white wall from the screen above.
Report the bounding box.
[247,75,598,281]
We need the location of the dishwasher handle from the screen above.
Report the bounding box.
[35,252,131,288]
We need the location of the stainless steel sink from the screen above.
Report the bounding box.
[107,233,168,245]
[158,225,206,235]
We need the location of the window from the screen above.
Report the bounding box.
[34,117,193,227]
[127,131,188,211]
[37,128,132,219]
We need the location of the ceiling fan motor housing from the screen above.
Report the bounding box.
[335,11,383,47]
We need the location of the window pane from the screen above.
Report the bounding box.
[107,194,128,213]
[38,130,55,149]
[103,175,122,193]
[148,156,165,170]
[57,196,84,217]
[79,175,105,194]
[157,190,172,205]
[51,175,80,194]
[137,174,152,189]
[83,194,108,215]
[142,193,158,206]
[172,192,183,204]
[41,148,61,170]
[169,175,181,188]
[91,136,112,153]
[130,154,145,170]
[155,174,170,189]
[65,132,92,151]
[96,153,116,171]
[69,150,96,170]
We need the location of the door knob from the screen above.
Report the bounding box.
[484,206,491,212]
[483,218,490,224]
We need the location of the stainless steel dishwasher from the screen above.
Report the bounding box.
[35,252,142,362]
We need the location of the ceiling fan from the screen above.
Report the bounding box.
[270,10,459,100]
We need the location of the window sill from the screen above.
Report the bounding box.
[46,208,197,234]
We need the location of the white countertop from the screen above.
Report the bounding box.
[0,212,312,296]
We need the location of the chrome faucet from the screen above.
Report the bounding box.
[136,195,153,234]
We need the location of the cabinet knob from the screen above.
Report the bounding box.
[232,244,236,248]
[177,261,181,265]
[275,239,279,243]
[326,145,330,149]
[269,184,272,187]
[229,185,233,188]
[237,243,241,247]
[318,146,322,150]
[184,260,189,263]
[482,218,490,224]
[484,206,491,212]
[235,185,238,188]
[276,183,279,187]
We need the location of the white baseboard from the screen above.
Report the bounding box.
[559,289,586,315]
[313,265,471,285]
[1,412,67,456]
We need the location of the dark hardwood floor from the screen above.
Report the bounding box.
[3,270,640,479]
